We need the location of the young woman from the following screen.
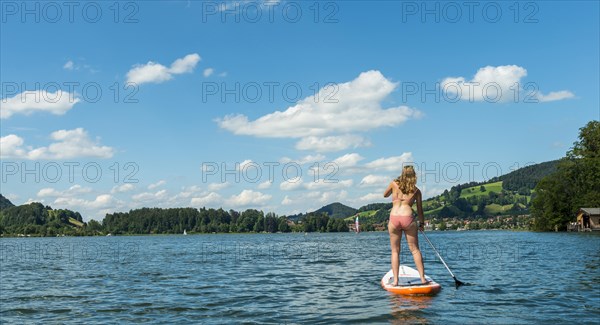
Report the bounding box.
[383,165,427,286]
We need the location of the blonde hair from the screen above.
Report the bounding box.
[395,166,417,194]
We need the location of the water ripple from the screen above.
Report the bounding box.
[1,232,599,323]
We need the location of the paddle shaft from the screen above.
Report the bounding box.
[419,230,457,279]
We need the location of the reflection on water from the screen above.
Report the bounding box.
[1,231,599,324]
[388,293,435,324]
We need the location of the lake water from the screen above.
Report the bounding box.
[1,231,599,324]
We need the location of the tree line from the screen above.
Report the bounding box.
[532,121,600,231]
[0,199,351,236]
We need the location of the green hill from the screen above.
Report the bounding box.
[313,202,357,219]
[354,160,560,223]
[0,197,89,236]
[0,194,15,210]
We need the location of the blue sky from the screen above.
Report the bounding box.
[1,0,598,220]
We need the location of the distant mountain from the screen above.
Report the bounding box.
[0,194,15,210]
[497,160,559,191]
[313,202,357,219]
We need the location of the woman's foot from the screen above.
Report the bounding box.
[420,277,429,284]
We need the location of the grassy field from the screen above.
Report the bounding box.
[344,210,377,221]
[68,217,84,227]
[483,203,517,214]
[460,181,503,199]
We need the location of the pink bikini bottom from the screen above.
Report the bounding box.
[389,214,415,230]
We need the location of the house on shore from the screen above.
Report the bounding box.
[569,208,600,231]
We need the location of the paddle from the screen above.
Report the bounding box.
[419,229,469,289]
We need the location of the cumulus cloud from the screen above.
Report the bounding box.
[281,195,292,205]
[54,194,117,210]
[332,153,364,168]
[126,53,201,85]
[148,180,167,190]
[316,190,349,204]
[279,154,326,165]
[364,153,414,172]
[359,174,392,187]
[257,181,273,189]
[38,185,92,198]
[295,135,371,152]
[203,68,214,77]
[217,70,421,152]
[132,190,168,202]
[0,128,114,160]
[63,60,74,70]
[304,179,353,191]
[279,177,303,191]
[225,189,271,207]
[111,184,135,194]
[1,90,80,119]
[358,192,385,202]
[536,90,575,102]
[441,65,574,103]
[208,182,229,191]
[191,192,223,207]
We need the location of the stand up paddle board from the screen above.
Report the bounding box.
[381,265,441,295]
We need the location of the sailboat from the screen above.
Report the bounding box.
[183,229,187,235]
[355,216,360,233]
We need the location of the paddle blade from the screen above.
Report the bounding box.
[453,277,467,289]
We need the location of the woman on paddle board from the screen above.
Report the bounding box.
[383,165,427,286]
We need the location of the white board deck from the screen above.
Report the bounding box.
[382,265,434,288]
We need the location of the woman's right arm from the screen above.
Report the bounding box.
[383,182,393,198]
[416,190,425,230]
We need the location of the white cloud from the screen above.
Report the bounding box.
[63,60,74,70]
[359,174,391,187]
[317,190,348,204]
[225,189,272,207]
[169,54,201,74]
[358,192,385,202]
[217,70,421,152]
[364,153,414,172]
[208,182,229,191]
[304,179,353,191]
[191,192,223,207]
[203,68,214,77]
[1,128,114,160]
[257,181,272,189]
[536,90,575,102]
[54,194,117,210]
[279,154,326,165]
[281,195,292,205]
[279,177,303,191]
[126,53,201,85]
[38,185,92,198]
[441,65,574,103]
[218,72,228,77]
[1,90,80,119]
[295,135,371,152]
[148,180,167,190]
[111,184,135,193]
[132,190,168,202]
[332,153,364,168]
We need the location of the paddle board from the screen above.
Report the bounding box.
[381,265,441,295]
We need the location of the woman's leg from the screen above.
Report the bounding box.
[404,222,427,283]
[388,221,402,286]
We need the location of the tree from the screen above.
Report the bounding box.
[480,185,486,192]
[532,121,600,231]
